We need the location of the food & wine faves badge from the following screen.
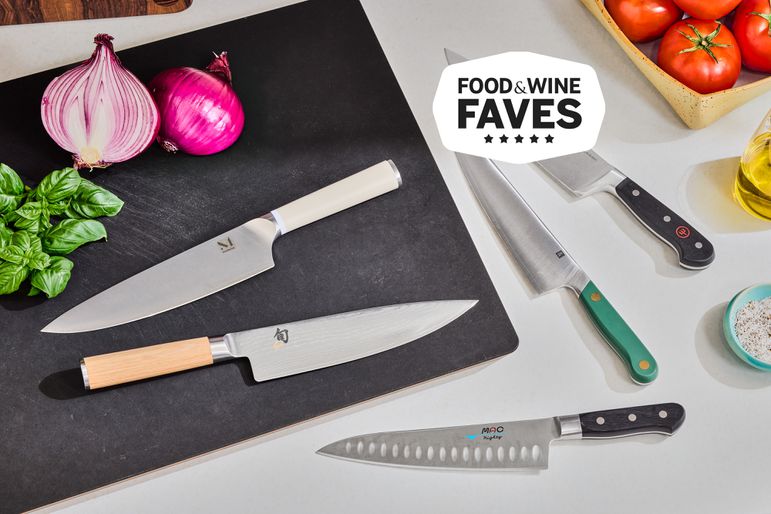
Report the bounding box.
[433,51,605,163]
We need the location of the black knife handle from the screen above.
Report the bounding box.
[614,178,714,269]
[579,403,685,439]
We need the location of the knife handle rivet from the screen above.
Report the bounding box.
[632,189,640,197]
[659,410,668,419]
[590,292,602,302]
[639,360,651,370]
[596,416,605,425]
[663,215,671,222]
[628,413,637,422]
[695,242,703,249]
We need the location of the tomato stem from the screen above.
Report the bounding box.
[750,2,771,38]
[676,23,731,64]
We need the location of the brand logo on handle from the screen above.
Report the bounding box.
[675,226,690,239]
[272,327,289,349]
[217,237,236,253]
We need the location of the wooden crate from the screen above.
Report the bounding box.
[581,0,771,128]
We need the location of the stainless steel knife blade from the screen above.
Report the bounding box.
[46,218,279,334]
[317,403,686,470]
[536,150,623,197]
[43,161,402,333]
[318,417,560,470]
[456,151,588,295]
[80,300,477,390]
[536,150,715,270]
[229,299,478,382]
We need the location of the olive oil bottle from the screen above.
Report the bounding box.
[737,115,771,221]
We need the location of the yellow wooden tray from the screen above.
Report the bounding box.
[581,0,771,128]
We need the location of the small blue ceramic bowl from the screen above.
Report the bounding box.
[723,284,771,371]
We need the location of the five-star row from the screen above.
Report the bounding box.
[483,134,555,144]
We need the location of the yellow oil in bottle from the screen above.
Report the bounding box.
[736,131,771,221]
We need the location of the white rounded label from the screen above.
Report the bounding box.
[433,52,605,164]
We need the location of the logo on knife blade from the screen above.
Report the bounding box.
[272,327,289,349]
[217,237,236,253]
[466,426,505,441]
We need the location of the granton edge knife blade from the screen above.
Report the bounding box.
[318,403,685,470]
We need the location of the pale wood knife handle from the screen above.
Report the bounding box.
[81,337,213,390]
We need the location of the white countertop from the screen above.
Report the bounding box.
[5,1,770,513]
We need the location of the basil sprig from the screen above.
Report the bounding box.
[0,164,123,298]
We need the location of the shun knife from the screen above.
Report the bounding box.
[535,151,714,269]
[454,151,657,384]
[317,402,685,470]
[43,160,402,333]
[79,300,476,390]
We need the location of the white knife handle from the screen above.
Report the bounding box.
[270,160,401,234]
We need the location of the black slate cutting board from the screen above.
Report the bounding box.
[0,0,517,511]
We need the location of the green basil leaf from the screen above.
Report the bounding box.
[46,199,70,217]
[65,179,124,219]
[30,256,73,298]
[27,285,41,297]
[28,250,51,271]
[10,230,34,253]
[0,245,23,264]
[41,219,107,255]
[33,167,81,203]
[0,222,11,249]
[0,163,23,195]
[12,201,49,234]
[3,209,19,226]
[0,261,29,295]
[0,163,25,215]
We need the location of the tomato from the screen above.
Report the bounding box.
[605,0,683,42]
[657,20,741,93]
[672,0,742,19]
[733,0,771,72]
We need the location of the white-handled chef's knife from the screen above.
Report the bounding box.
[318,403,685,470]
[79,300,476,390]
[43,160,402,333]
[443,49,714,270]
[535,151,714,269]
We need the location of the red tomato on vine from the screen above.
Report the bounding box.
[657,20,741,93]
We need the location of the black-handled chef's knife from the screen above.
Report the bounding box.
[318,402,685,470]
[442,49,714,270]
[536,151,714,270]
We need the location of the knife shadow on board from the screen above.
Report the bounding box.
[38,360,255,401]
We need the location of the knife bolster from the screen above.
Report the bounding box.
[81,337,214,390]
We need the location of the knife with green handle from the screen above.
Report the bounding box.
[454,151,657,384]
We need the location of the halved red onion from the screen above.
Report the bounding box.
[41,34,160,169]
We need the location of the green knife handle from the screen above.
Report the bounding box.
[578,281,658,384]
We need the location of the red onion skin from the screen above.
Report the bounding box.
[41,34,160,169]
[149,53,245,156]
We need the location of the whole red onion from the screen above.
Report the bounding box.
[149,52,245,156]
